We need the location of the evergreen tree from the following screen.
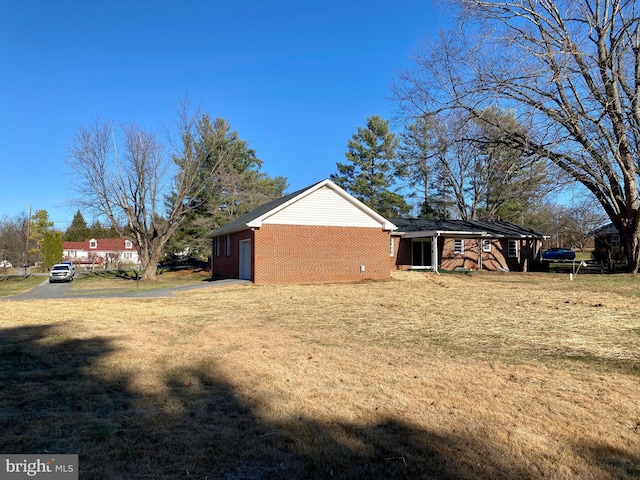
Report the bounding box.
[42,231,63,269]
[166,116,287,260]
[472,108,549,222]
[398,117,448,218]
[401,109,549,222]
[65,210,90,241]
[28,209,54,263]
[88,220,119,239]
[331,115,409,218]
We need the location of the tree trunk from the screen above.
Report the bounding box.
[141,248,164,281]
[619,222,640,274]
[136,233,171,281]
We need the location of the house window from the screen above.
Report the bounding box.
[89,239,97,249]
[454,239,464,254]
[508,239,518,258]
[125,240,133,249]
[482,239,491,252]
[390,237,395,257]
[612,234,620,247]
[215,238,221,257]
[225,235,231,256]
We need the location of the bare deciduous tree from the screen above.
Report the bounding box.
[67,104,230,280]
[399,109,549,221]
[0,214,28,267]
[395,0,640,272]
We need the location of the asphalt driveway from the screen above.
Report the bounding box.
[1,277,251,301]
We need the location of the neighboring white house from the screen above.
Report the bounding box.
[63,238,140,267]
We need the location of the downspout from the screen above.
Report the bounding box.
[432,233,439,274]
[210,236,215,280]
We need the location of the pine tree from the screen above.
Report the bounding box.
[331,115,409,218]
[65,211,90,241]
[166,116,287,260]
[29,209,54,263]
[88,220,119,239]
[398,117,449,218]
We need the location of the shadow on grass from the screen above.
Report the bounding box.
[574,442,640,478]
[81,270,144,281]
[0,325,637,479]
[558,353,640,378]
[81,267,211,284]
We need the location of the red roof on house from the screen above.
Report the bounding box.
[63,238,136,251]
[64,241,86,249]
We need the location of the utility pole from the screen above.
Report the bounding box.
[24,205,31,278]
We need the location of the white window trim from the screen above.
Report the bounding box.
[482,239,491,252]
[390,237,395,257]
[89,239,97,249]
[125,240,133,249]
[508,239,518,258]
[454,239,464,254]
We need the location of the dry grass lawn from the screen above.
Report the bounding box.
[1,271,639,479]
[69,267,212,292]
[0,275,44,297]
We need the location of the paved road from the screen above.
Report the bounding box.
[1,277,251,301]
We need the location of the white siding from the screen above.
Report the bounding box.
[262,185,383,228]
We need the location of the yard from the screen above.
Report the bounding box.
[0,271,639,479]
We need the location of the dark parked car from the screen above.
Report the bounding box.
[542,247,576,260]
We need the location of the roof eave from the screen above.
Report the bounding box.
[206,224,251,238]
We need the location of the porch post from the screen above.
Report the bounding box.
[210,237,215,280]
[432,234,439,273]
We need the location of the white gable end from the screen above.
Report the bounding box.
[262,185,384,228]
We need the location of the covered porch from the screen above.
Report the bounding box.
[390,218,547,273]
[394,230,493,273]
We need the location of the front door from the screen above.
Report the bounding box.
[238,239,252,280]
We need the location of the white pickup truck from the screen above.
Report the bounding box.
[49,263,75,283]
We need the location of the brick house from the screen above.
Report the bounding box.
[590,223,621,254]
[207,179,397,284]
[390,218,546,272]
[63,238,140,267]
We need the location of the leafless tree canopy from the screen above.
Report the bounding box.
[66,105,231,280]
[400,109,549,220]
[395,0,640,271]
[0,214,28,267]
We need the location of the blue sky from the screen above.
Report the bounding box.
[0,0,446,229]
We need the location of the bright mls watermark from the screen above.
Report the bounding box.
[1,455,77,479]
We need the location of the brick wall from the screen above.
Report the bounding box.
[392,235,411,270]
[253,224,391,284]
[478,238,540,272]
[440,238,477,270]
[212,228,541,282]
[211,230,254,280]
[393,236,541,272]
